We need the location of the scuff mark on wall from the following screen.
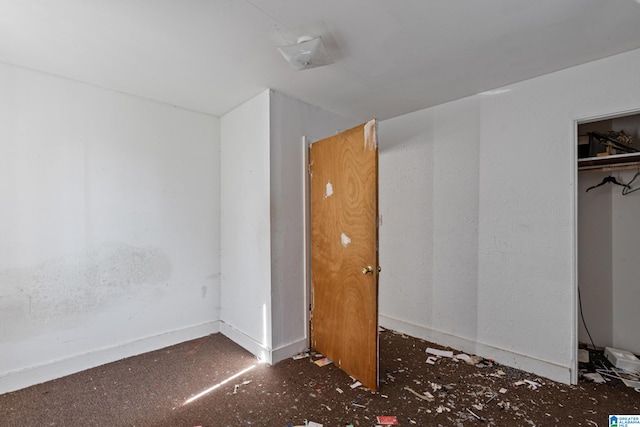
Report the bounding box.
[364,119,378,151]
[324,180,334,199]
[341,233,351,248]
[0,243,172,339]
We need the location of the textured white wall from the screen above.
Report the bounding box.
[220,91,272,361]
[0,63,221,393]
[269,91,356,361]
[378,47,640,384]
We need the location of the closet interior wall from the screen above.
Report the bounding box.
[577,113,640,354]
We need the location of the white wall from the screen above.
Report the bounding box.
[0,63,221,393]
[378,47,640,384]
[579,168,640,354]
[220,90,356,363]
[220,91,272,361]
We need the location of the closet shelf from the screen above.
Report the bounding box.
[578,152,640,172]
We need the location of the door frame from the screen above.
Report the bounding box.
[303,135,312,347]
[572,106,640,385]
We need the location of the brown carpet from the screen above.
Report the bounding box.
[1,329,638,426]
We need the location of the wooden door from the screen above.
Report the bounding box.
[310,120,379,391]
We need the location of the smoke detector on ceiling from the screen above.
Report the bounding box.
[277,36,334,71]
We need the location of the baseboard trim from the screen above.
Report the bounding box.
[219,322,307,365]
[272,338,308,365]
[379,314,572,384]
[0,320,220,395]
[219,322,270,363]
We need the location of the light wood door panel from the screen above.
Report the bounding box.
[310,120,379,391]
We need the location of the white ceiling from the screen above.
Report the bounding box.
[2,0,640,121]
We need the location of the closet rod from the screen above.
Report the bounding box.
[578,162,640,174]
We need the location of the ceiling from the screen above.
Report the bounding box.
[2,0,640,121]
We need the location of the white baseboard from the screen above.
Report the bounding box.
[379,314,572,384]
[0,320,220,395]
[220,321,270,363]
[272,338,308,364]
[219,321,307,365]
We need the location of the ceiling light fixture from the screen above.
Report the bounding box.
[277,36,334,71]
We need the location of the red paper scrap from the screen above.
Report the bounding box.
[376,415,399,425]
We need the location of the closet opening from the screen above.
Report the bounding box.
[576,110,640,387]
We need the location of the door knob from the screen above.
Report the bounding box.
[362,266,374,275]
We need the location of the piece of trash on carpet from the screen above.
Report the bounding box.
[514,379,541,390]
[465,355,484,365]
[376,415,399,425]
[426,356,437,365]
[467,408,482,420]
[596,367,640,388]
[429,381,442,392]
[524,379,541,389]
[350,380,362,389]
[233,380,251,394]
[578,349,590,363]
[455,353,470,362]
[582,372,606,383]
[314,358,332,367]
[426,347,453,358]
[292,352,310,360]
[604,347,640,372]
[307,421,323,427]
[455,353,486,365]
[404,386,434,401]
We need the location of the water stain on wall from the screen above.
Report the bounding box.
[0,243,171,338]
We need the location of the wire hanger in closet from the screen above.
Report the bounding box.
[586,175,630,192]
[622,164,640,195]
